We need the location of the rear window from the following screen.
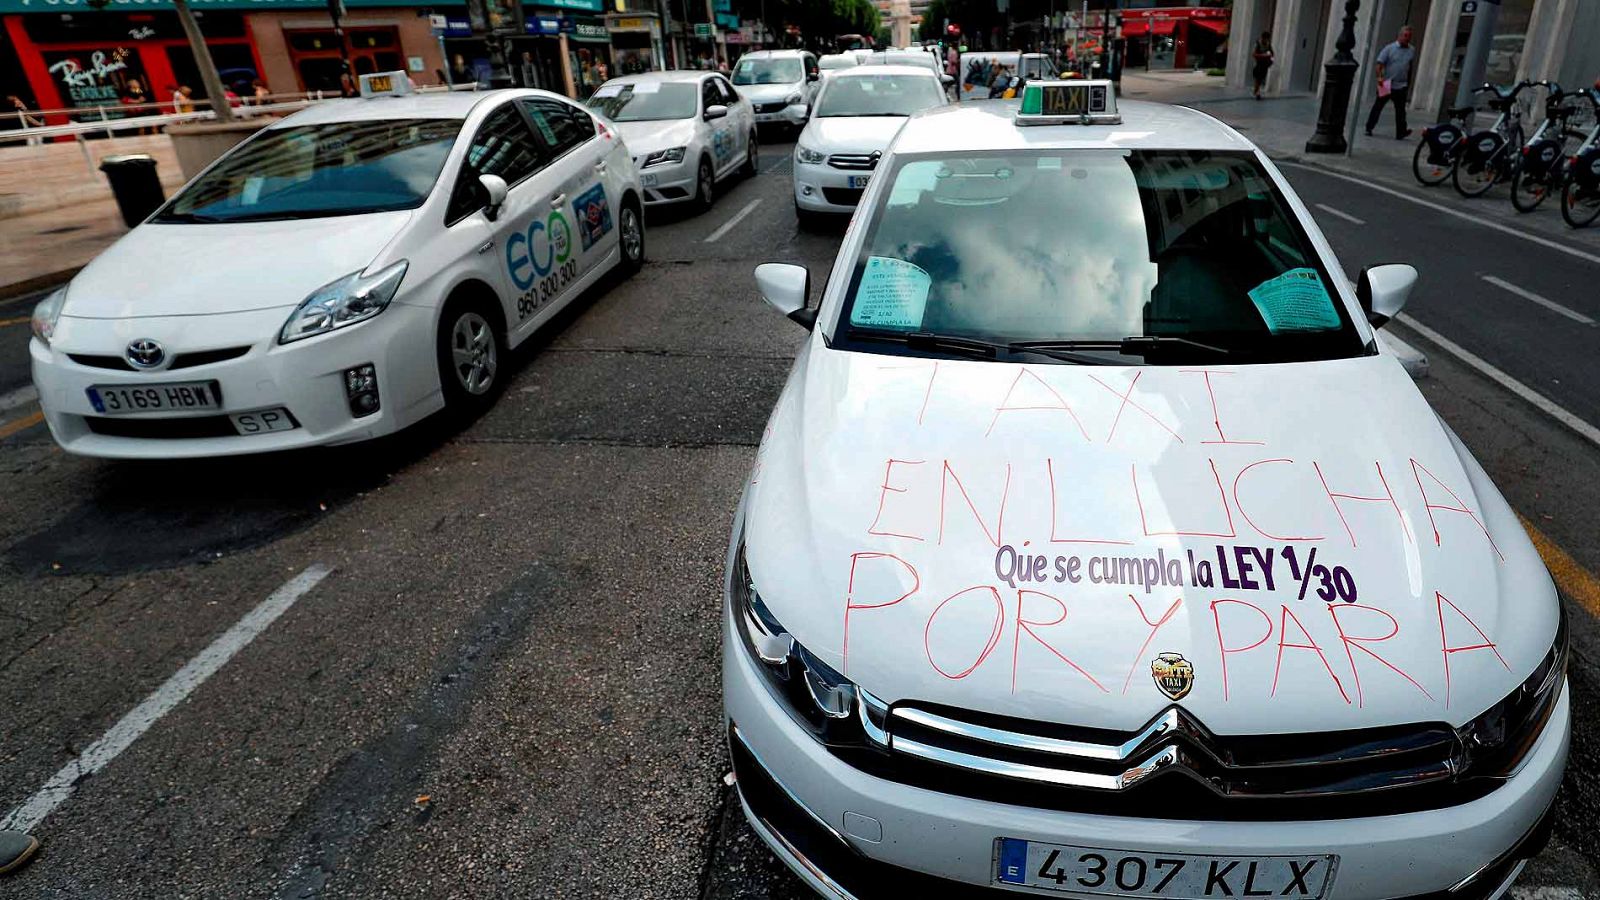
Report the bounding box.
[815,74,945,117]
[832,149,1368,365]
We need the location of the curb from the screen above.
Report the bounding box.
[0,269,80,306]
[1377,329,1429,380]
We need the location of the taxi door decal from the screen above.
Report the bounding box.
[571,183,613,252]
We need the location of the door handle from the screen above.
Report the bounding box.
[550,193,567,209]
[594,162,607,174]
[477,239,495,254]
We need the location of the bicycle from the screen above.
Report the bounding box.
[1453,80,1535,198]
[1412,103,1474,186]
[1560,87,1600,228]
[1509,82,1589,212]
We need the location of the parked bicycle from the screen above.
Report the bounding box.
[1509,81,1591,212]
[1559,87,1600,228]
[1412,102,1474,186]
[1453,80,1535,198]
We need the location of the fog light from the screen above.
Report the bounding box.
[801,185,815,196]
[344,363,379,417]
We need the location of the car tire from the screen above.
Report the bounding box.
[694,157,716,213]
[617,196,645,276]
[436,293,506,421]
[740,132,759,178]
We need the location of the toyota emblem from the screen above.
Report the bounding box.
[125,338,165,369]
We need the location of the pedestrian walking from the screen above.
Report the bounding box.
[0,829,39,875]
[1251,31,1274,100]
[1365,25,1416,139]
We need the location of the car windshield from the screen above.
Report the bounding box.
[815,74,945,117]
[833,150,1369,365]
[586,82,698,121]
[154,118,460,223]
[733,58,803,85]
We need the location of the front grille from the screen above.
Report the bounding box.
[821,187,865,206]
[827,153,878,170]
[68,346,251,372]
[755,101,788,114]
[843,702,1489,819]
[85,414,239,439]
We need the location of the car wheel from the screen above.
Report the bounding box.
[694,157,716,212]
[740,132,759,178]
[618,197,645,275]
[436,295,505,419]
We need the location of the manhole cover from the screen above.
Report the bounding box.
[36,225,88,235]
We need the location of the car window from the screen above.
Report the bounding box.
[714,76,739,104]
[733,57,803,85]
[520,97,594,156]
[154,118,461,223]
[587,82,699,121]
[815,74,945,117]
[446,103,548,224]
[702,78,722,113]
[833,150,1367,365]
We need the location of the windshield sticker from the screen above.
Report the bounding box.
[850,256,931,329]
[571,183,612,251]
[630,80,662,94]
[593,83,623,98]
[526,108,558,146]
[1246,268,1341,333]
[241,175,264,206]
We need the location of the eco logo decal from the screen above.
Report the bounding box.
[1151,652,1194,701]
[506,209,573,291]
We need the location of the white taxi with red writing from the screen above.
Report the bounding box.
[30,73,643,458]
[725,82,1567,900]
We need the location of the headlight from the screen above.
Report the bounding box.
[278,260,407,344]
[1457,604,1567,777]
[642,146,686,168]
[785,93,804,106]
[31,287,66,346]
[795,144,826,165]
[731,539,889,748]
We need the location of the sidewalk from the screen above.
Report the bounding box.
[1118,70,1600,256]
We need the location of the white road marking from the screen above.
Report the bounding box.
[0,384,38,414]
[1481,274,1596,325]
[704,198,763,243]
[1396,313,1600,450]
[1314,202,1366,225]
[1279,161,1600,267]
[0,564,332,833]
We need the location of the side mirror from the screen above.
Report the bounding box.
[754,262,815,329]
[1356,263,1417,329]
[941,73,955,85]
[704,103,729,121]
[807,70,820,82]
[479,173,508,222]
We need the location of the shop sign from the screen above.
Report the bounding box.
[613,16,646,29]
[572,19,608,40]
[692,22,712,37]
[715,12,736,29]
[525,15,562,35]
[44,46,142,108]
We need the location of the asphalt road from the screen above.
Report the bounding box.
[1,124,1599,899]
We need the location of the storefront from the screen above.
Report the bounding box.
[605,11,663,76]
[1120,7,1229,71]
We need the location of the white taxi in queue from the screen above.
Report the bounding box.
[732,49,821,137]
[587,70,757,211]
[728,83,1568,900]
[793,65,947,227]
[30,74,645,458]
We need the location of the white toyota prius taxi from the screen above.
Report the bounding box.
[30,74,644,458]
[725,83,1568,900]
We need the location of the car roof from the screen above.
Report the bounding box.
[829,64,940,79]
[603,70,714,86]
[891,99,1255,153]
[741,49,807,59]
[270,88,546,125]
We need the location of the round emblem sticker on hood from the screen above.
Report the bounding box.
[125,338,166,369]
[1151,652,1195,700]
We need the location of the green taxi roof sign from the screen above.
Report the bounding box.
[1017,79,1120,126]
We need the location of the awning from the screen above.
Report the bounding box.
[1122,18,1177,36]
[1190,17,1228,34]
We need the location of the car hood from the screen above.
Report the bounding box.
[736,82,804,103]
[614,119,698,158]
[741,343,1557,735]
[800,116,910,155]
[61,210,413,318]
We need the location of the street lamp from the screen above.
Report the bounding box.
[1306,0,1360,153]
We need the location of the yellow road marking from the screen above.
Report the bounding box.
[0,316,30,328]
[0,410,44,440]
[1520,514,1600,618]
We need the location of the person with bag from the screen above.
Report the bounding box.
[1365,25,1416,139]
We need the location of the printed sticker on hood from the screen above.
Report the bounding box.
[742,350,1558,734]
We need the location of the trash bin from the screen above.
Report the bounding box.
[99,155,166,227]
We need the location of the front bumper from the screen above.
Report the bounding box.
[31,302,441,458]
[794,161,873,213]
[723,597,1571,900]
[754,103,808,128]
[637,157,698,205]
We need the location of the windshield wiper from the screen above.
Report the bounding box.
[851,329,1002,359]
[1010,335,1233,360]
[153,211,227,224]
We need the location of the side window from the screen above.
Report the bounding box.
[701,79,722,114]
[446,104,548,223]
[520,97,594,157]
[715,77,739,105]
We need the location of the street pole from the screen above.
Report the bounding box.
[1454,0,1501,109]
[171,0,233,122]
[1306,0,1360,154]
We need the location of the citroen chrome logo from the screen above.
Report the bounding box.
[1151,652,1195,701]
[125,338,165,369]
